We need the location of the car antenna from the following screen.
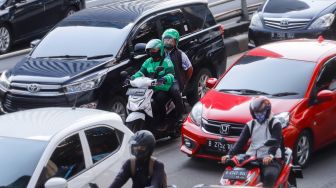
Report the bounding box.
[72,93,78,110]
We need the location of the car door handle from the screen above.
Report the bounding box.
[89,183,99,188]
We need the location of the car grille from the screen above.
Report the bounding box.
[9,82,63,97]
[202,119,245,137]
[3,93,69,112]
[264,17,311,30]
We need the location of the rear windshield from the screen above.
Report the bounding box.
[216,56,316,98]
[264,0,328,13]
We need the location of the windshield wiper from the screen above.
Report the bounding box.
[218,89,269,95]
[87,54,114,60]
[36,55,87,59]
[271,92,299,97]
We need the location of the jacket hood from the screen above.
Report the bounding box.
[200,90,302,123]
[8,57,108,84]
[262,0,336,19]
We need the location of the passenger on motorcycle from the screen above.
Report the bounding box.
[131,39,175,127]
[110,130,167,188]
[221,96,283,188]
[162,28,193,122]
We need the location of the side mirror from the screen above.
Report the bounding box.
[30,39,41,48]
[133,43,147,56]
[317,90,333,102]
[44,178,67,188]
[206,78,217,89]
[264,138,278,147]
[120,71,129,79]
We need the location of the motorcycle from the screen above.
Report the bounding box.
[120,69,183,139]
[218,139,303,188]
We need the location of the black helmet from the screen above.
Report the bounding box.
[129,130,156,160]
[250,96,271,124]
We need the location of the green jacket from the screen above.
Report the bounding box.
[131,57,175,91]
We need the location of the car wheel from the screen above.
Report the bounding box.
[0,25,12,54]
[65,6,78,17]
[106,96,127,122]
[187,68,211,105]
[293,130,312,168]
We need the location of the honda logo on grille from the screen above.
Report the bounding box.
[220,124,231,135]
[280,19,289,27]
[27,84,41,93]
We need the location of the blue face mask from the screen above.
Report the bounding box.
[255,110,268,123]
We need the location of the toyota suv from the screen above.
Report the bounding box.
[0,0,226,121]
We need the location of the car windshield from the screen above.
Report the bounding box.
[0,137,48,188]
[31,23,133,58]
[216,56,316,98]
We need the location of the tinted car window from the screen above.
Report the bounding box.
[182,5,207,32]
[315,59,336,92]
[46,134,85,180]
[216,56,316,98]
[264,0,313,13]
[0,137,47,188]
[85,126,122,164]
[132,19,159,45]
[159,10,190,36]
[203,7,216,28]
[31,23,133,58]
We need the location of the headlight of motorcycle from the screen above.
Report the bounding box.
[308,13,335,30]
[190,102,203,126]
[0,70,10,90]
[250,12,263,28]
[274,112,290,128]
[64,69,107,94]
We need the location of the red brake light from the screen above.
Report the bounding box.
[219,24,224,36]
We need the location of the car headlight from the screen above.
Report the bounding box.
[308,13,335,30]
[190,102,203,126]
[0,71,10,90]
[64,69,107,94]
[250,12,263,28]
[274,112,290,128]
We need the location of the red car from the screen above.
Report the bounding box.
[181,37,336,167]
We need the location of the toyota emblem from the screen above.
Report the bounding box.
[280,19,289,27]
[220,124,231,135]
[27,83,41,93]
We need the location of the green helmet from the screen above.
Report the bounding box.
[145,39,164,60]
[162,28,180,44]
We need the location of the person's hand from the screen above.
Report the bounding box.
[157,78,166,85]
[220,155,230,164]
[263,155,273,165]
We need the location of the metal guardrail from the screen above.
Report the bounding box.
[214,2,262,22]
[208,0,235,8]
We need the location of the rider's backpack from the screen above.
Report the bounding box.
[130,157,168,188]
[250,117,286,159]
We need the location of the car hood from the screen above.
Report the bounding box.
[200,90,302,123]
[262,0,336,19]
[8,57,109,84]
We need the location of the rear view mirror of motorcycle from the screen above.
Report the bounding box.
[264,138,278,147]
[120,71,129,79]
[134,43,147,55]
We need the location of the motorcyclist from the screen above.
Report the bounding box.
[162,28,193,122]
[221,96,283,188]
[109,130,167,188]
[131,39,175,127]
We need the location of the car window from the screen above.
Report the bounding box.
[85,126,123,164]
[315,59,336,92]
[159,10,190,36]
[203,6,216,28]
[46,134,85,180]
[182,5,206,32]
[132,19,159,46]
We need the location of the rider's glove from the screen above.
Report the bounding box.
[157,78,166,85]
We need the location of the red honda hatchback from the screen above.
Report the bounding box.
[181,38,336,167]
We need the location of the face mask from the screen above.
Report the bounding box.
[255,110,267,124]
[148,51,161,61]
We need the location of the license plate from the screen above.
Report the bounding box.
[271,32,295,40]
[223,169,248,180]
[207,140,232,153]
[126,88,146,96]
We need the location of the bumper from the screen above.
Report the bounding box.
[180,117,239,161]
[248,26,335,48]
[0,90,98,113]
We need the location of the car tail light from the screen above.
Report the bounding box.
[219,24,225,36]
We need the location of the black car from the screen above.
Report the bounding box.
[0,0,85,54]
[0,0,226,121]
[248,0,336,48]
